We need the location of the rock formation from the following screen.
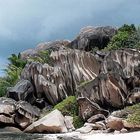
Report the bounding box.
[21,40,70,60]
[67,26,117,51]
[1,26,140,134]
[9,47,140,122]
[19,49,100,106]
[0,97,40,129]
[7,80,35,104]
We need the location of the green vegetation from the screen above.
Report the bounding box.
[125,103,140,125]
[0,53,27,97]
[28,50,52,64]
[0,77,11,97]
[78,80,93,88]
[54,96,84,128]
[104,24,140,51]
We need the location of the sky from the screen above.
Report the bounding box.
[0,0,140,76]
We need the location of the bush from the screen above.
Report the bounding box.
[118,24,136,33]
[54,96,84,128]
[125,103,140,125]
[104,24,140,50]
[28,50,52,64]
[0,77,10,97]
[0,53,27,97]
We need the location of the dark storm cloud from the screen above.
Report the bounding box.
[0,0,140,75]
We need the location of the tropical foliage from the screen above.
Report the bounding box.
[28,50,52,64]
[104,24,140,50]
[53,96,84,128]
[0,53,27,97]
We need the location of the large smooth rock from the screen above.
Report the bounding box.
[24,109,68,133]
[7,80,35,104]
[68,26,117,51]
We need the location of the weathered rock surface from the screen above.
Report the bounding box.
[0,115,15,125]
[106,116,124,131]
[68,26,117,51]
[64,116,75,132]
[7,80,35,104]
[0,97,16,125]
[87,114,106,123]
[0,97,40,129]
[102,49,140,78]
[24,109,68,133]
[15,101,40,128]
[77,72,127,110]
[0,97,16,115]
[0,126,22,133]
[76,125,93,134]
[76,122,106,134]
[7,26,140,128]
[77,97,109,121]
[20,49,100,105]
[21,40,70,60]
[9,48,140,123]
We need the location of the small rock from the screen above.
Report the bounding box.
[0,127,22,133]
[90,130,103,134]
[106,116,124,131]
[64,116,75,131]
[114,130,120,134]
[120,128,128,133]
[102,128,113,133]
[95,121,106,130]
[76,125,93,134]
[87,114,106,123]
[84,123,104,130]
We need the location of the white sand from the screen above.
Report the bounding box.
[83,131,140,140]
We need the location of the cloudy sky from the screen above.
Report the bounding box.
[0,0,140,75]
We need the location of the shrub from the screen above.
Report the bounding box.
[118,24,136,33]
[125,103,140,125]
[0,53,27,97]
[0,77,10,97]
[54,96,84,128]
[104,24,140,50]
[28,50,52,64]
